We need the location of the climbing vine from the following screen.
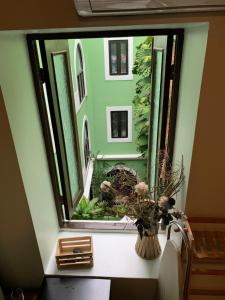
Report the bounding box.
[132,36,153,157]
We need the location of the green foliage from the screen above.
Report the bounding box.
[91,159,112,198]
[112,204,128,218]
[73,196,104,220]
[133,37,153,157]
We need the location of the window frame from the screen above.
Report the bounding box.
[27,28,184,230]
[74,41,87,113]
[108,39,129,76]
[76,43,86,103]
[104,37,133,80]
[82,115,91,174]
[106,106,132,143]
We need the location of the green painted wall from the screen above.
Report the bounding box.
[68,39,96,172]
[0,34,59,270]
[96,159,147,182]
[68,37,148,173]
[172,25,208,210]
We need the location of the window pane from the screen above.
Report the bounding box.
[76,45,83,73]
[120,111,128,137]
[120,41,128,74]
[109,41,118,74]
[111,111,119,138]
[53,53,79,201]
[84,121,90,168]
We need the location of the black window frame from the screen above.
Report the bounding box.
[27,28,184,230]
[83,119,90,169]
[108,39,129,76]
[76,44,86,103]
[110,110,128,139]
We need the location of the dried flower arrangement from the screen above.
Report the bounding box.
[126,155,185,238]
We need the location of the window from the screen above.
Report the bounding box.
[83,119,90,169]
[111,111,128,138]
[27,29,184,230]
[104,37,133,80]
[109,40,128,75]
[76,44,86,103]
[106,106,132,143]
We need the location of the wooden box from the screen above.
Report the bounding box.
[56,236,93,269]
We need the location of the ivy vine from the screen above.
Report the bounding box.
[132,37,153,157]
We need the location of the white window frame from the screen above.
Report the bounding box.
[104,37,133,80]
[74,40,88,113]
[106,106,132,143]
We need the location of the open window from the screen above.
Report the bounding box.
[27,29,183,229]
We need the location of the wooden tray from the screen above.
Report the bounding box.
[56,236,93,269]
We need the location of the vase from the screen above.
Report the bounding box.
[135,232,161,260]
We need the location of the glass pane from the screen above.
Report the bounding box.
[53,53,79,201]
[120,41,128,74]
[109,41,118,74]
[111,111,119,138]
[120,111,128,138]
[76,45,83,73]
[150,50,163,189]
[84,122,90,168]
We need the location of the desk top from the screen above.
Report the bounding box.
[37,278,111,300]
[45,231,171,279]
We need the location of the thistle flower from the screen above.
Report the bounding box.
[100,181,111,192]
[158,195,168,207]
[135,182,148,195]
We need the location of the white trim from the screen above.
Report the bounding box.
[103,37,133,80]
[82,115,91,181]
[73,40,88,113]
[83,159,94,199]
[106,106,132,143]
[97,154,144,160]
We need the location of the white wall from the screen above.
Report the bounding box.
[0,33,59,271]
[173,24,208,210]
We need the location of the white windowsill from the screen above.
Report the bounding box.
[96,154,144,160]
[44,230,180,279]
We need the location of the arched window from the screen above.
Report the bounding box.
[76,44,86,103]
[83,119,90,169]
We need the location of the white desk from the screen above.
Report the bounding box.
[45,231,170,279]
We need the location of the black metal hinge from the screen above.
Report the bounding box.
[39,68,46,83]
[170,64,175,80]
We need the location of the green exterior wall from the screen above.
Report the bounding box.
[95,159,147,182]
[68,37,148,172]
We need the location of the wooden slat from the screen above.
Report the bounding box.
[192,268,225,275]
[193,230,225,261]
[189,217,225,224]
[60,240,90,246]
[190,289,225,296]
[59,236,91,242]
[56,251,92,258]
[61,244,90,250]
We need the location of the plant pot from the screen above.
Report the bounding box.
[135,232,161,260]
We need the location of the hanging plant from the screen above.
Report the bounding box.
[132,37,153,157]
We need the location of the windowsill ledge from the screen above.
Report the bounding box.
[45,230,179,279]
